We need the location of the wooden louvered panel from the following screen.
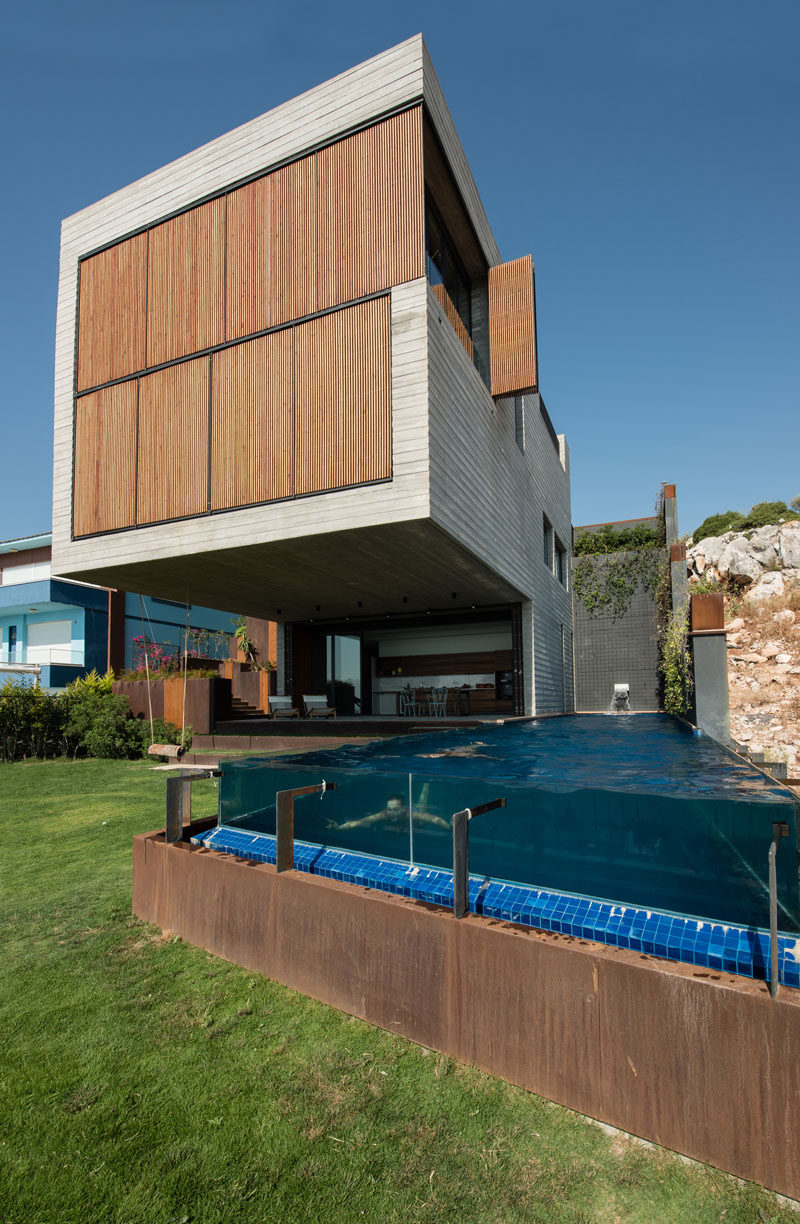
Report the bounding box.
[488,255,538,397]
[432,283,474,360]
[77,234,147,390]
[273,158,316,325]
[136,358,209,524]
[294,297,391,495]
[226,158,316,340]
[317,108,424,309]
[146,199,225,367]
[210,330,293,510]
[73,383,138,536]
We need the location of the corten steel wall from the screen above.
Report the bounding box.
[133,831,800,1200]
[572,550,662,712]
[114,677,231,734]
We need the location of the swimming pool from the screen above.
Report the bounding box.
[195,715,800,985]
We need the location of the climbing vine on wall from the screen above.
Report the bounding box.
[659,606,693,716]
[572,528,667,621]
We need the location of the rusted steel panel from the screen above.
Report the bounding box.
[596,957,800,1195]
[132,833,800,1200]
[670,542,686,563]
[113,679,165,721]
[691,592,725,632]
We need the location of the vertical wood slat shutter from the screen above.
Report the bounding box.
[488,255,537,397]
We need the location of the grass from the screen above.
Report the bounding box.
[1,759,797,1224]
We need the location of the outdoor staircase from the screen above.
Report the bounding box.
[229,696,265,721]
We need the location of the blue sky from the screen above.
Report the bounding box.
[1,0,797,542]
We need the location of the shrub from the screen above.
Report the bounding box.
[139,718,193,755]
[692,511,745,543]
[693,500,800,543]
[573,523,663,556]
[0,680,66,762]
[81,696,146,759]
[65,668,116,696]
[742,500,800,529]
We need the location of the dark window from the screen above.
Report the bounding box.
[425,196,472,336]
[543,516,554,569]
[514,396,524,452]
[555,539,567,586]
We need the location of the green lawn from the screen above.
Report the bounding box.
[1,758,796,1224]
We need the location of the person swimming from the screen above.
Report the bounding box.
[330,782,449,831]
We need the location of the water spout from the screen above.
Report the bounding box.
[610,683,630,713]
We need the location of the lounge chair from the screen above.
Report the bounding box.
[268,696,301,719]
[303,694,337,719]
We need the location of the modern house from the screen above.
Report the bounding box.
[51,35,573,718]
[0,532,238,689]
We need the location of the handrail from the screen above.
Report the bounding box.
[769,821,789,998]
[276,780,338,873]
[452,797,507,918]
[165,768,221,843]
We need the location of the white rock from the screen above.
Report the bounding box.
[775,653,792,665]
[762,642,782,658]
[779,522,800,568]
[744,572,786,602]
[689,534,733,569]
[773,609,795,624]
[726,617,745,631]
[717,539,764,583]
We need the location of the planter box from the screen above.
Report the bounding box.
[114,676,232,735]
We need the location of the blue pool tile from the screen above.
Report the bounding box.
[191,825,798,991]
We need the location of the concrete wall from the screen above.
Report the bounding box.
[426,294,572,713]
[52,38,484,590]
[133,829,800,1202]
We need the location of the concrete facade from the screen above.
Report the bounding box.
[51,37,573,715]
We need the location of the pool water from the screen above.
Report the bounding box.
[214,715,800,936]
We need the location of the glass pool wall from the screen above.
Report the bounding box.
[217,756,800,936]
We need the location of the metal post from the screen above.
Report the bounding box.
[769,821,789,998]
[164,769,221,844]
[166,776,190,843]
[275,781,337,873]
[452,797,506,919]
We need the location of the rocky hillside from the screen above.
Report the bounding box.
[686,521,800,772]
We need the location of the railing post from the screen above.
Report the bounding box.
[275,781,337,873]
[165,769,221,844]
[165,776,191,843]
[769,821,789,998]
[452,797,506,919]
[452,809,470,919]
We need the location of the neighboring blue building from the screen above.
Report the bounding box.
[0,533,238,690]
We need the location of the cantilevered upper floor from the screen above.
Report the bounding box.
[52,36,570,627]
